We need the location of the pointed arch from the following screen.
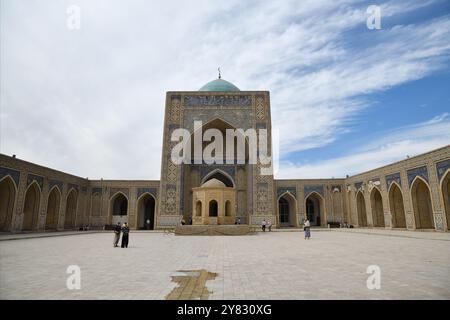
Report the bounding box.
[370,187,385,227]
[0,175,18,231]
[22,181,41,231]
[278,191,297,227]
[304,191,324,227]
[201,169,235,188]
[356,191,367,227]
[64,188,78,229]
[439,169,450,231]
[136,192,156,230]
[388,182,406,228]
[110,191,129,216]
[410,176,434,229]
[45,185,61,230]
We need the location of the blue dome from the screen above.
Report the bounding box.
[199,78,240,92]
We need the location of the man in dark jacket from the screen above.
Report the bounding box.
[121,222,130,248]
[113,222,121,247]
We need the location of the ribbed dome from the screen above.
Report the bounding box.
[201,178,226,188]
[199,78,240,92]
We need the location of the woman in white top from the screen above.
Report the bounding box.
[304,219,311,240]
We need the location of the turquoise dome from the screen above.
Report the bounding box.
[199,78,240,92]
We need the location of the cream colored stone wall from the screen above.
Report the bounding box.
[344,145,450,231]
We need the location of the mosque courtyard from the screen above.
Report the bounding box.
[0,229,449,300]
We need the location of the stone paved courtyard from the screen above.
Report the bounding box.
[1,229,449,299]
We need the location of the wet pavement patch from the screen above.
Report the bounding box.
[166,269,218,300]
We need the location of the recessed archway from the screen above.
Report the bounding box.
[110,192,128,224]
[0,176,17,232]
[195,200,202,217]
[22,182,41,231]
[441,170,450,230]
[410,177,434,229]
[389,183,406,228]
[64,189,78,229]
[356,191,367,227]
[209,200,218,217]
[278,192,297,227]
[202,169,235,188]
[305,192,323,226]
[137,193,156,230]
[45,186,61,230]
[370,188,385,227]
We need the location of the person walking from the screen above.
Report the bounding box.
[121,222,130,248]
[261,219,266,232]
[267,219,272,232]
[113,222,121,247]
[304,219,311,240]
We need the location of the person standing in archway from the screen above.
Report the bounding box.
[121,222,130,248]
[304,219,311,240]
[146,218,151,230]
[261,219,266,232]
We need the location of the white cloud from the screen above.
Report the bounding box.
[276,113,450,179]
[0,0,449,179]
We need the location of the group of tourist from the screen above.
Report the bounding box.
[261,218,311,239]
[113,222,130,248]
[260,219,273,232]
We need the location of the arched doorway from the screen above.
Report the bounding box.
[22,182,41,231]
[209,200,218,217]
[0,176,17,231]
[137,193,155,230]
[411,178,434,229]
[111,193,128,224]
[305,192,323,226]
[389,183,406,228]
[278,193,296,227]
[370,188,385,227]
[45,187,61,230]
[356,191,367,227]
[64,189,78,229]
[441,171,450,230]
[195,201,202,217]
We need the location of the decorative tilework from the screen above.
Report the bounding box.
[199,165,236,181]
[110,188,129,198]
[354,182,363,190]
[304,185,324,198]
[0,166,20,186]
[137,188,157,199]
[184,95,252,107]
[277,187,296,199]
[386,173,401,189]
[27,174,44,190]
[68,183,79,192]
[407,166,429,187]
[92,187,102,194]
[48,180,63,192]
[436,159,450,181]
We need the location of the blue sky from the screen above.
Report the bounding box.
[1,0,449,179]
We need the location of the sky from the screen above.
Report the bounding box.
[1,0,449,180]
